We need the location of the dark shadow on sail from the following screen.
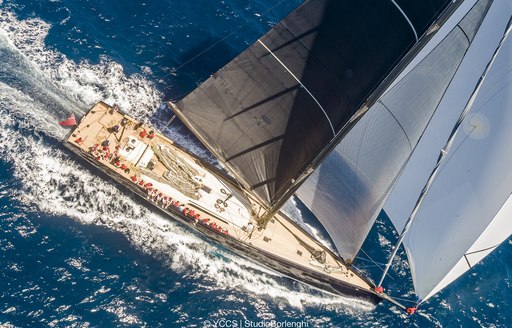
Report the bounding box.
[260,27,319,57]
[291,195,339,254]
[225,84,301,121]
[226,135,284,162]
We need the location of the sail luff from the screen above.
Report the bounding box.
[379,11,512,297]
[377,155,445,288]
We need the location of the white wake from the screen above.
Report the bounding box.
[0,9,375,316]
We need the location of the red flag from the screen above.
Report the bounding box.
[59,114,77,126]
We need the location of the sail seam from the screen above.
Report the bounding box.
[378,100,413,149]
[456,24,470,44]
[257,39,336,136]
[389,0,419,41]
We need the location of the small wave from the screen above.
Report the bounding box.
[0,10,161,121]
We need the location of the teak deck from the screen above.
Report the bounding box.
[63,102,381,304]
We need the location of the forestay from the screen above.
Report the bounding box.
[171,0,453,210]
[296,0,491,262]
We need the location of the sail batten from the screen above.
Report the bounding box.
[390,0,419,41]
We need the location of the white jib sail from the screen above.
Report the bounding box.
[394,4,512,301]
[385,0,512,241]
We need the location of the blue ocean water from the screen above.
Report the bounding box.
[0,0,510,327]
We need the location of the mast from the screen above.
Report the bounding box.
[377,16,512,290]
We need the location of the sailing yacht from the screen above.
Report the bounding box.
[64,0,512,313]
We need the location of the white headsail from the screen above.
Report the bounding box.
[405,22,512,301]
[384,0,512,301]
[385,0,512,237]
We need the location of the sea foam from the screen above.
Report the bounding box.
[0,9,374,315]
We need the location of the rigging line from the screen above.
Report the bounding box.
[166,0,290,77]
[257,39,336,136]
[354,257,387,266]
[379,100,412,149]
[389,0,419,41]
[168,31,236,75]
[385,295,419,304]
[378,16,512,289]
[463,254,472,269]
[356,264,387,269]
[169,90,192,102]
[436,77,512,176]
[439,76,512,164]
[357,248,387,269]
[357,248,393,280]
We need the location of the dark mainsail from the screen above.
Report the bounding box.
[171,0,455,212]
